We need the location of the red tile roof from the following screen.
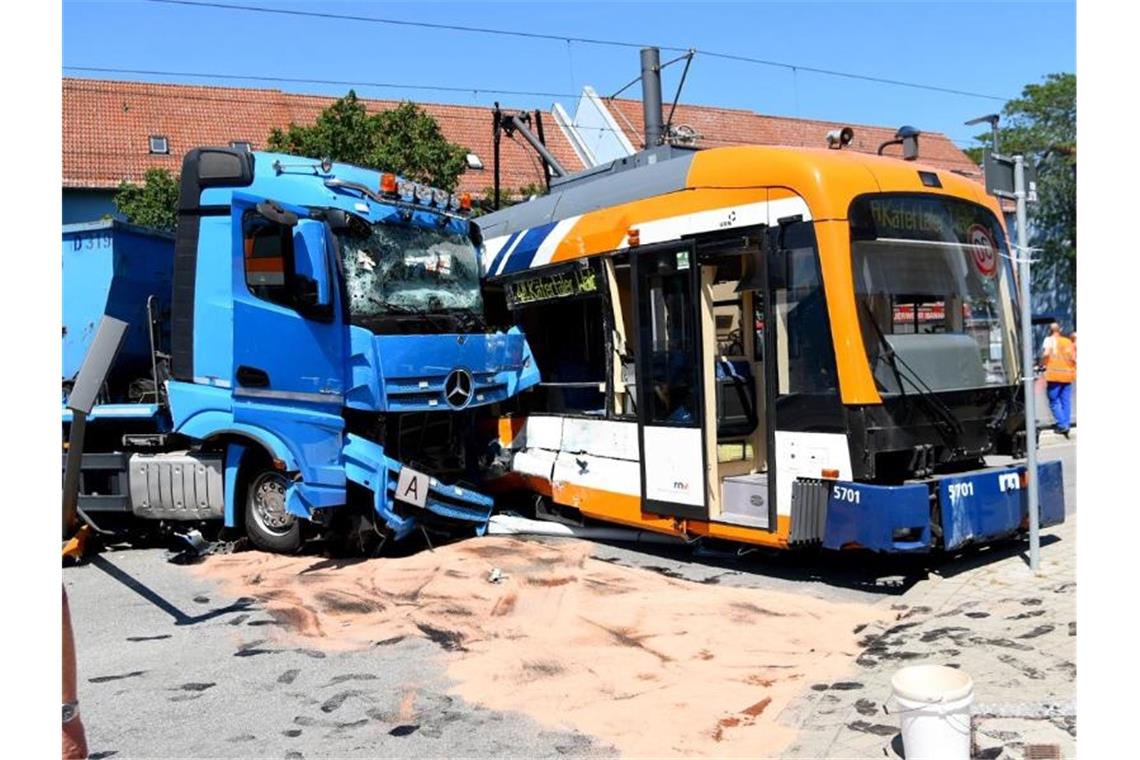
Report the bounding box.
[62,78,985,200]
[62,78,584,196]
[605,98,983,181]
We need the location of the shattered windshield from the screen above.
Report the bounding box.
[340,218,483,320]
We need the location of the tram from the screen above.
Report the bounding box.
[477,143,1064,552]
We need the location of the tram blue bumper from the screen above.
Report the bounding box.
[939,459,1065,551]
[819,460,1066,553]
[822,482,932,553]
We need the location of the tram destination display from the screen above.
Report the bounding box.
[505,261,599,308]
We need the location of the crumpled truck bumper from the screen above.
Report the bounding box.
[341,433,493,541]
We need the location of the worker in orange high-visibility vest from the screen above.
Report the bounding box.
[1041,322,1076,437]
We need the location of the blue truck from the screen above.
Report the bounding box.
[63,147,539,552]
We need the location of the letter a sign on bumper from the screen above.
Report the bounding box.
[396,466,429,509]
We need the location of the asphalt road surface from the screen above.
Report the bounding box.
[65,441,1075,759]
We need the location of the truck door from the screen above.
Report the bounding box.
[632,242,710,520]
[229,194,347,471]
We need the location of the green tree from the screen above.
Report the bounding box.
[267,91,469,191]
[965,73,1076,310]
[112,168,180,232]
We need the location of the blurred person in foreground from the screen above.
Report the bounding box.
[63,586,87,759]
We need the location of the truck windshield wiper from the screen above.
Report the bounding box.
[383,300,463,332]
[860,302,964,448]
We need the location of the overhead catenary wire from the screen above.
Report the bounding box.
[143,0,1011,103]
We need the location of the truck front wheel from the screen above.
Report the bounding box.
[244,470,302,553]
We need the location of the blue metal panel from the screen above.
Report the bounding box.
[62,221,174,383]
[345,325,385,410]
[62,404,163,423]
[199,152,472,241]
[939,462,1066,550]
[939,468,1025,551]
[226,193,348,496]
[823,481,932,553]
[347,326,538,412]
[224,435,347,525]
[223,442,247,528]
[1022,459,1066,528]
[191,215,236,387]
[231,400,346,487]
[169,379,307,478]
[167,379,234,423]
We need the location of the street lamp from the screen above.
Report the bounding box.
[965,113,1001,153]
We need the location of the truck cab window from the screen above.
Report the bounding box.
[243,216,294,307]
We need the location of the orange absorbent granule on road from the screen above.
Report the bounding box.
[197,537,881,757]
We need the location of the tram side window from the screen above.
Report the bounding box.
[514,296,607,415]
[611,262,638,419]
[641,251,700,425]
[771,223,837,394]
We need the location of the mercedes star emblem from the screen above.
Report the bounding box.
[444,368,474,409]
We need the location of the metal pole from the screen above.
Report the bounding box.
[1015,154,1040,573]
[534,109,552,191]
[504,114,567,178]
[62,413,87,537]
[492,103,502,210]
[640,47,663,149]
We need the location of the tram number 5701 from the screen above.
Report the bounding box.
[832,485,861,504]
[947,481,975,500]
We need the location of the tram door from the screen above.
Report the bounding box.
[632,242,709,520]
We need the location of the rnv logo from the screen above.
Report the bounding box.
[998,473,1021,492]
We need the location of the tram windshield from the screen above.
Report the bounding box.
[849,195,1018,393]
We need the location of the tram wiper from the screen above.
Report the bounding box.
[860,302,963,449]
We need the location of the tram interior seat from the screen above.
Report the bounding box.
[873,333,987,393]
[716,359,757,438]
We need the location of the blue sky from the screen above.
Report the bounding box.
[63,0,1075,148]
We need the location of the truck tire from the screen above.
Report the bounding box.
[244,470,302,553]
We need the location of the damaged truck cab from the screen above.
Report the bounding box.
[63,147,539,552]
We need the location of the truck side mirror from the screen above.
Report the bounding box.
[292,219,334,321]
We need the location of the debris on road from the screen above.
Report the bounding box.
[197,536,883,756]
[486,567,506,584]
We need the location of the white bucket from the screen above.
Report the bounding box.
[889,665,974,760]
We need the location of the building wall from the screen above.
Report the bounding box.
[63,188,117,225]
